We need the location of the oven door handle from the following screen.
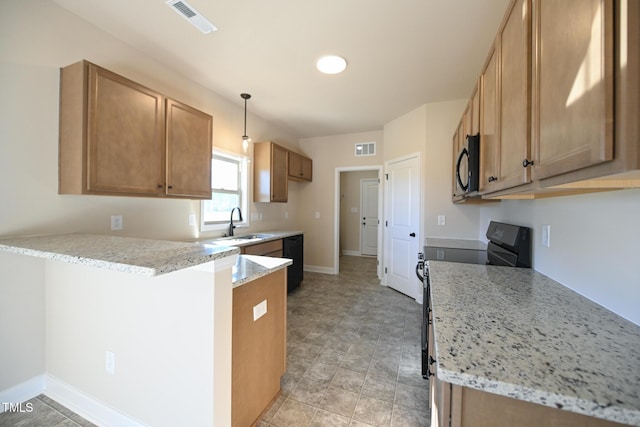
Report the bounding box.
[415,261,424,282]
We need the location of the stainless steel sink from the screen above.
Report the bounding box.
[235,233,275,240]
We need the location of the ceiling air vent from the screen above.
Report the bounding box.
[355,142,376,157]
[166,0,217,34]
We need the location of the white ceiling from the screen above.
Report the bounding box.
[53,0,510,139]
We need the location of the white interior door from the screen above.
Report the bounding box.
[384,155,421,301]
[360,178,379,256]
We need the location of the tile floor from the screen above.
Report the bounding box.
[258,255,429,426]
[0,255,429,427]
[0,394,95,427]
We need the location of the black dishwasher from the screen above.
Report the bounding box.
[283,234,303,292]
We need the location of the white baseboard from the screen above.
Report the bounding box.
[341,250,360,256]
[303,265,336,274]
[44,375,146,427]
[0,375,46,413]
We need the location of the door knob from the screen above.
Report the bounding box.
[409,232,416,237]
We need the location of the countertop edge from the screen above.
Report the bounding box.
[232,255,293,287]
[0,234,241,276]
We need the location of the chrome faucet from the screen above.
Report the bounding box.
[229,207,243,237]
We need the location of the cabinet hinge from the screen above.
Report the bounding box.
[385,174,389,180]
[384,267,388,274]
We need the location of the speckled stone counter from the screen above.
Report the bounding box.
[428,261,640,426]
[232,255,292,287]
[0,233,239,276]
[424,237,487,251]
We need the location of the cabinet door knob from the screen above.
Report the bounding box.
[167,185,173,189]
[522,159,535,167]
[157,184,163,189]
[488,176,497,182]
[409,232,416,237]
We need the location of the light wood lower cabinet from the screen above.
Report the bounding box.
[432,380,627,427]
[232,268,286,427]
[241,239,283,257]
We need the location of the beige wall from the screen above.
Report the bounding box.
[298,131,383,270]
[382,100,481,245]
[0,1,298,243]
[423,100,483,239]
[340,171,379,254]
[479,190,640,325]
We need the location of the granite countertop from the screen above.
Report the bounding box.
[428,261,640,426]
[233,255,292,287]
[0,234,239,276]
[424,237,487,251]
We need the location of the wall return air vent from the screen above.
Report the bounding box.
[355,142,376,157]
[166,0,217,34]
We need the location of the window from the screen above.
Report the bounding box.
[201,150,249,232]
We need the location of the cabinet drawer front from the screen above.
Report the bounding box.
[243,239,283,256]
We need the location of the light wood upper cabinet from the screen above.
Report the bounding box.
[479,44,500,193]
[477,0,639,198]
[59,60,212,199]
[253,141,288,203]
[530,0,614,181]
[478,0,531,195]
[497,0,532,191]
[287,151,312,182]
[165,99,212,198]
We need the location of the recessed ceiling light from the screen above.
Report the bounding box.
[317,55,347,74]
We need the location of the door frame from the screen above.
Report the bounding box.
[334,166,384,276]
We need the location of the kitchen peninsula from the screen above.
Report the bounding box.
[428,261,640,427]
[0,234,291,427]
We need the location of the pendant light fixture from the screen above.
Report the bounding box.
[241,93,251,152]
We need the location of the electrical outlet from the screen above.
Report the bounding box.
[188,213,196,226]
[110,215,123,231]
[315,211,320,219]
[253,300,267,321]
[438,215,446,226]
[105,351,115,375]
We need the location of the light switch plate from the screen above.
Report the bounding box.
[542,224,551,248]
[438,215,446,226]
[105,351,115,375]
